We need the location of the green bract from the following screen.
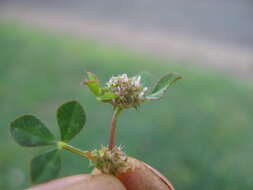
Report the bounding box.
[82,72,119,102]
[96,92,118,101]
[82,72,103,97]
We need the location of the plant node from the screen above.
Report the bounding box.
[90,146,133,175]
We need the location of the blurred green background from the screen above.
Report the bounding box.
[1,22,253,190]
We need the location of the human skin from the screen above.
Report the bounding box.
[92,157,175,190]
[27,174,126,190]
[27,158,174,190]
[116,158,174,190]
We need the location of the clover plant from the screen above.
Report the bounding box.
[9,72,182,184]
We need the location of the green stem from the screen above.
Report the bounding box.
[108,107,122,150]
[57,141,91,159]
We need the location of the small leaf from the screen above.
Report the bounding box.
[84,80,102,96]
[87,72,98,81]
[10,115,55,147]
[57,100,86,142]
[146,72,182,100]
[97,92,118,101]
[31,149,61,184]
[82,72,102,96]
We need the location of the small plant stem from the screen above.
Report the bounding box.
[108,107,122,150]
[57,141,92,160]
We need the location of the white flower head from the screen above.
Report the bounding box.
[106,74,148,108]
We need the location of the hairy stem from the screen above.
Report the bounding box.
[108,107,122,150]
[57,141,92,159]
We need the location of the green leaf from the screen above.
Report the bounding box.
[146,72,182,100]
[86,72,98,81]
[97,92,118,101]
[57,100,86,142]
[31,149,61,184]
[83,72,102,96]
[10,115,55,147]
[85,80,102,96]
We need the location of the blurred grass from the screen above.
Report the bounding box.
[0,22,253,190]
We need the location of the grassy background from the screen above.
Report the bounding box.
[0,22,253,190]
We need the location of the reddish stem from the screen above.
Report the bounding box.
[108,107,122,150]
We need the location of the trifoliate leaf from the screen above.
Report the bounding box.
[10,115,55,147]
[146,72,182,100]
[57,100,86,142]
[31,149,61,184]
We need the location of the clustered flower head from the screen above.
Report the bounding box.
[106,74,148,109]
[83,72,182,110]
[90,146,132,175]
